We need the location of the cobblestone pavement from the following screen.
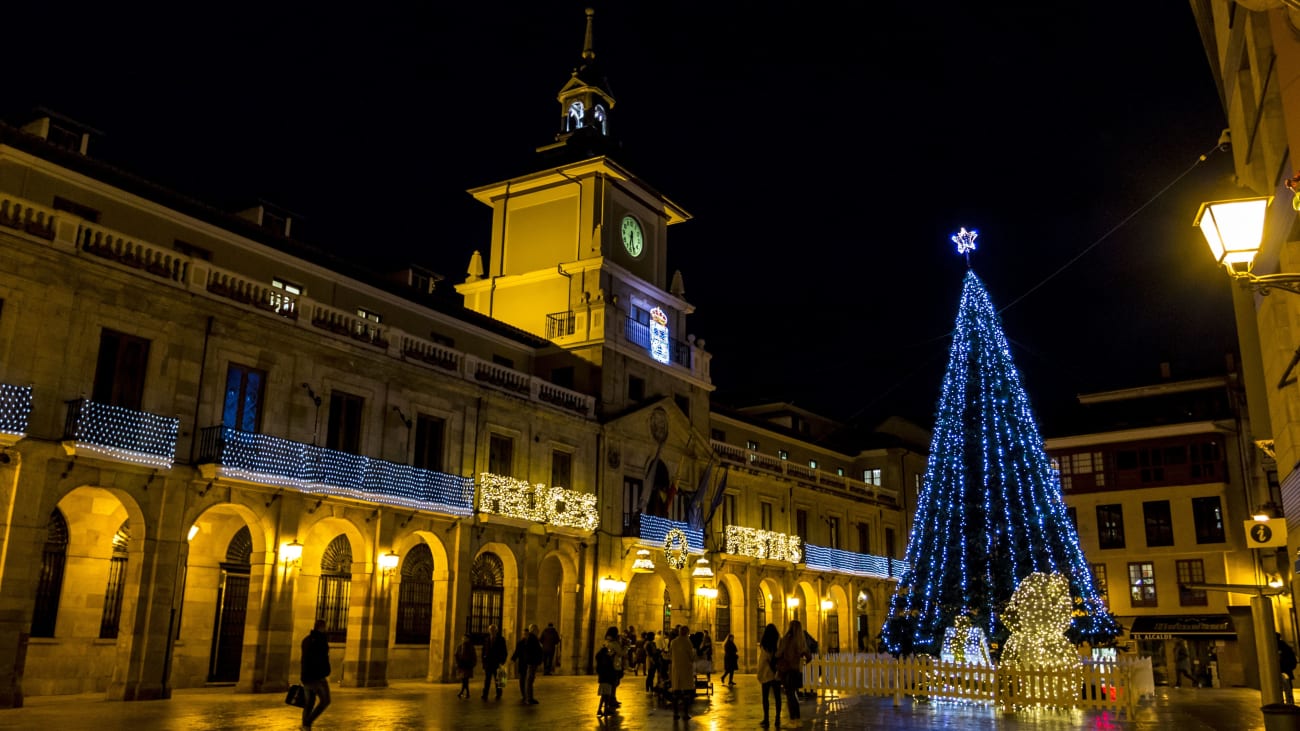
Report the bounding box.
[0,674,1279,730]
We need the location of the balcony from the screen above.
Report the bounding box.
[545,310,576,339]
[62,399,180,468]
[635,514,705,552]
[802,543,910,580]
[624,316,692,368]
[0,191,596,420]
[197,426,475,516]
[710,440,900,505]
[0,383,32,442]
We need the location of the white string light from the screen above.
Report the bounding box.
[0,384,32,437]
[70,399,178,468]
[477,472,597,531]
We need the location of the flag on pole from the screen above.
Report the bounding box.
[687,459,715,530]
[637,443,663,512]
[702,465,729,527]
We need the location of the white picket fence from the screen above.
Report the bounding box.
[803,653,1152,716]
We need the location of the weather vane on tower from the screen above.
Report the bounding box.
[952,227,978,267]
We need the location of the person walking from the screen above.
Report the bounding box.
[602,626,627,708]
[1280,633,1298,704]
[777,619,811,727]
[454,631,477,698]
[520,623,544,703]
[721,633,739,686]
[757,623,782,727]
[481,624,508,700]
[541,622,561,675]
[1174,640,1198,688]
[669,624,696,720]
[300,619,332,731]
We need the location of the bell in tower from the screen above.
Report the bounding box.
[537,7,620,163]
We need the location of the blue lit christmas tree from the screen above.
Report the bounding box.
[881,229,1119,657]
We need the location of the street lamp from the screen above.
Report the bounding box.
[1193,196,1300,295]
[786,595,800,624]
[820,599,834,657]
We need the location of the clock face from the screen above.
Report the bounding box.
[621,215,644,258]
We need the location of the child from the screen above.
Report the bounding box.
[596,644,622,716]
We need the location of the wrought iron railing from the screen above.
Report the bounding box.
[545,310,576,338]
[624,317,691,368]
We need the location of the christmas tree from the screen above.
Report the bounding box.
[881,236,1118,657]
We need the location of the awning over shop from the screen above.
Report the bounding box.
[1126,614,1236,640]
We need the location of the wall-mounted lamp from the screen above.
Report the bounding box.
[820,599,835,612]
[379,552,400,573]
[786,596,801,610]
[281,540,303,567]
[187,525,200,541]
[632,548,656,574]
[598,575,627,594]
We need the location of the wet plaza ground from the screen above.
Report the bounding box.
[0,673,1279,730]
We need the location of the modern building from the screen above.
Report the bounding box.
[1045,365,1284,689]
[0,10,921,706]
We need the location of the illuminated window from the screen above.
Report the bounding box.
[1096,504,1125,549]
[222,363,265,433]
[1127,561,1157,608]
[863,468,882,486]
[808,460,818,470]
[567,101,585,131]
[746,440,759,451]
[271,278,303,295]
[836,467,845,476]
[270,278,302,315]
[1054,451,1105,492]
[1177,559,1207,606]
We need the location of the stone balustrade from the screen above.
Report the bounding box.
[710,439,898,505]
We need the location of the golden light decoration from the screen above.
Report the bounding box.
[664,528,690,569]
[999,572,1082,707]
[692,557,714,578]
[939,613,991,666]
[598,575,627,594]
[632,548,656,573]
[477,472,598,531]
[696,585,719,600]
[724,525,802,563]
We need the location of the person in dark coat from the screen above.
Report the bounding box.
[454,631,477,698]
[300,618,332,730]
[721,633,739,686]
[481,624,508,700]
[1280,633,1298,704]
[541,622,561,675]
[510,623,544,703]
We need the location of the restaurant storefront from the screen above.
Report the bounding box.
[1125,614,1242,688]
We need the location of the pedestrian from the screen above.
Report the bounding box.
[1174,640,1198,688]
[300,618,332,731]
[541,622,561,675]
[644,632,662,693]
[757,623,782,727]
[721,633,739,686]
[481,624,508,700]
[510,630,529,701]
[669,623,696,720]
[602,625,627,707]
[520,623,544,703]
[777,619,811,726]
[596,637,619,717]
[454,631,476,698]
[1280,633,1298,704]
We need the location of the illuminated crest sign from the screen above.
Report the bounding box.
[649,307,671,364]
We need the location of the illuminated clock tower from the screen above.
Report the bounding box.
[456,7,712,415]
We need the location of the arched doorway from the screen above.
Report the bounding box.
[317,535,352,643]
[207,526,251,682]
[395,543,434,645]
[31,509,68,638]
[469,552,505,644]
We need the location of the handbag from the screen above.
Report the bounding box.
[285,683,307,708]
[495,665,507,689]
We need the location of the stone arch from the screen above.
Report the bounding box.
[536,547,578,669]
[825,583,851,654]
[473,542,520,644]
[388,530,453,681]
[756,577,784,636]
[294,515,369,681]
[174,500,271,691]
[794,580,818,628]
[716,571,745,647]
[24,485,147,697]
[855,585,878,653]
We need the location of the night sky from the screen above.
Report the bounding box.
[4,2,1241,436]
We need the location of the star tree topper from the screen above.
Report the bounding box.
[952,227,978,267]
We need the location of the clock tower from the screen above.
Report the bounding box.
[456,7,712,415]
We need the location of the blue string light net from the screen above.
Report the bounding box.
[880,270,1119,658]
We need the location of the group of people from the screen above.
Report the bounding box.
[452,621,564,703]
[295,616,814,728]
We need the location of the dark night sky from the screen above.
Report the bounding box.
[5,2,1242,436]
